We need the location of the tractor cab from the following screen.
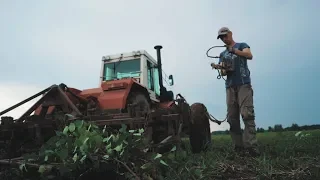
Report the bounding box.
[100,46,174,102]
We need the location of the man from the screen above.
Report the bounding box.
[212,27,260,157]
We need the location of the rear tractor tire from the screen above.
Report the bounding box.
[189,103,212,153]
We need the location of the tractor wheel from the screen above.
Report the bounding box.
[189,103,212,153]
[126,92,152,143]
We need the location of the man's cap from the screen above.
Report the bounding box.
[217,27,230,39]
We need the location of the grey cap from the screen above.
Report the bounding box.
[217,27,230,39]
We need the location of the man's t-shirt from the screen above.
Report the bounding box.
[219,42,251,88]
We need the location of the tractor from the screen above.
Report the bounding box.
[0,45,217,159]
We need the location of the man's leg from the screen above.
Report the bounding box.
[238,84,259,156]
[226,87,243,149]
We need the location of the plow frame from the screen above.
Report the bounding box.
[0,83,191,163]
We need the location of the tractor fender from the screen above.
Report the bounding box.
[126,82,152,108]
[96,79,151,110]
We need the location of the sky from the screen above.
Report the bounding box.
[0,0,319,132]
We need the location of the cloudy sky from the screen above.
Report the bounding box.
[0,0,319,131]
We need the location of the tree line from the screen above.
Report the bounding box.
[212,123,320,135]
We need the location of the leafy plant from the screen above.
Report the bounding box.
[5,124,319,180]
[18,120,175,179]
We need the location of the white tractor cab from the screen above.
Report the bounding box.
[99,45,174,103]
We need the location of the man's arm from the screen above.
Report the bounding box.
[234,48,253,60]
[218,52,223,64]
[231,42,253,60]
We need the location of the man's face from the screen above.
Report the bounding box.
[219,32,232,45]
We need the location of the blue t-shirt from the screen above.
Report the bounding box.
[219,42,251,88]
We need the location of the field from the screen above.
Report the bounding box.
[171,129,320,180]
[0,125,319,180]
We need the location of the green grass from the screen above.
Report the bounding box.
[162,130,320,180]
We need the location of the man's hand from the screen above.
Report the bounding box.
[227,46,253,60]
[211,63,221,69]
[227,46,235,53]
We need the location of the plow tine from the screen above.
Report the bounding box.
[57,86,83,116]
[16,85,83,122]
[17,86,58,121]
[0,85,53,117]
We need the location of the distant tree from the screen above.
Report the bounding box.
[263,123,320,132]
[274,124,283,132]
[300,124,320,130]
[290,123,300,131]
[256,127,265,133]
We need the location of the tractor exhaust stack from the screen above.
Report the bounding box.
[154,45,164,92]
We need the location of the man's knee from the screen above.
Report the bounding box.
[241,105,255,120]
[241,106,257,135]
